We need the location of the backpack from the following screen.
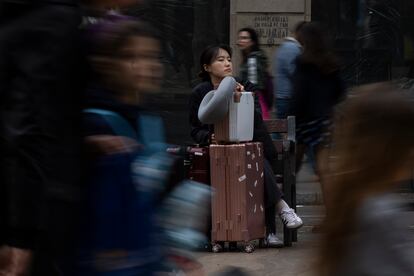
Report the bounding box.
[78,109,173,275]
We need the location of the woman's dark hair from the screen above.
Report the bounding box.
[296,22,339,74]
[198,44,232,82]
[238,27,260,62]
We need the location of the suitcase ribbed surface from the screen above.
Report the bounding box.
[210,143,265,242]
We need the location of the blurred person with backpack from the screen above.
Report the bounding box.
[80,15,208,275]
[80,16,165,275]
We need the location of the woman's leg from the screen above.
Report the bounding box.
[263,159,303,230]
[265,205,276,235]
[264,204,283,247]
[263,159,283,205]
[263,160,283,246]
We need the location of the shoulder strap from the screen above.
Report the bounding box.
[84,108,138,140]
[138,114,165,147]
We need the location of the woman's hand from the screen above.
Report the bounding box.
[210,133,216,144]
[235,82,245,92]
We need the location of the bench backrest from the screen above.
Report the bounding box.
[264,116,296,153]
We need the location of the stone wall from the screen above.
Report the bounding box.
[230,0,311,74]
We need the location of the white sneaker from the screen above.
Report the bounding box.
[265,233,283,247]
[280,208,303,229]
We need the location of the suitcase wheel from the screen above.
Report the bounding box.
[258,238,266,248]
[244,243,255,253]
[228,241,238,251]
[212,243,223,253]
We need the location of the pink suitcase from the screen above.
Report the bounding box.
[209,142,265,253]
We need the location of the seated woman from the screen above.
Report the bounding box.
[189,44,303,247]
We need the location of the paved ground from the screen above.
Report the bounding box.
[193,164,325,276]
[192,163,414,276]
[194,206,414,276]
[195,239,319,276]
[194,217,322,276]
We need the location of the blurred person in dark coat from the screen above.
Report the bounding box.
[289,22,346,200]
[0,0,86,275]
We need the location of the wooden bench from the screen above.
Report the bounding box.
[264,116,297,247]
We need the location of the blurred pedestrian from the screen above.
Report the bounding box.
[189,45,303,248]
[318,84,414,276]
[83,16,163,152]
[0,0,86,275]
[237,27,273,119]
[81,15,208,276]
[79,16,167,275]
[272,21,306,120]
[272,21,322,175]
[289,22,346,194]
